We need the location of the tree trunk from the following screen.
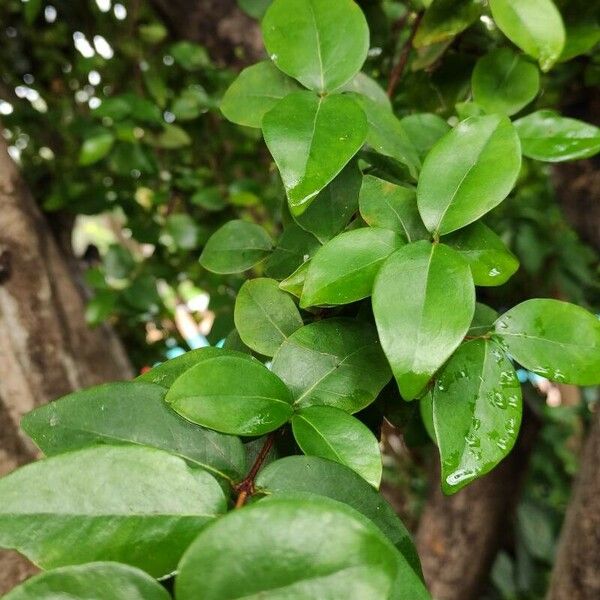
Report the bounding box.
[0,137,133,592]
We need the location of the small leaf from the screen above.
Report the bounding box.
[489,0,565,71]
[342,72,392,110]
[234,278,303,356]
[165,213,199,250]
[0,446,226,577]
[263,91,367,214]
[170,41,210,70]
[301,228,404,307]
[220,61,299,128]
[443,221,519,286]
[200,220,273,274]
[468,303,499,337]
[272,318,391,412]
[414,0,483,47]
[165,356,294,435]
[292,406,382,487]
[262,0,369,92]
[264,224,320,279]
[432,339,522,494]
[494,299,600,385]
[399,113,451,160]
[279,260,310,298]
[373,241,475,400]
[238,0,273,19]
[79,132,114,166]
[514,110,600,162]
[417,115,521,235]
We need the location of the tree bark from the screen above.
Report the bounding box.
[0,137,133,592]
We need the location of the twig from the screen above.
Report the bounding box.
[234,431,277,508]
[386,12,423,99]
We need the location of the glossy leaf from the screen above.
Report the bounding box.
[443,221,519,286]
[468,303,499,337]
[472,48,540,116]
[165,355,294,435]
[279,260,310,298]
[414,0,483,47]
[234,278,303,356]
[79,131,114,166]
[489,0,565,71]
[220,61,299,128]
[3,563,170,600]
[272,318,391,412]
[0,446,226,577]
[263,91,367,214]
[262,0,369,92]
[494,299,600,385]
[399,113,451,160]
[432,339,522,494]
[264,224,320,279]
[514,110,600,162]
[21,381,246,481]
[417,115,521,235]
[373,241,475,400]
[200,219,273,274]
[301,228,404,307]
[292,406,382,487]
[342,72,392,110]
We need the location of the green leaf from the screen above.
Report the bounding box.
[263,91,367,214]
[238,0,273,19]
[359,175,429,241]
[399,113,451,160]
[472,48,540,116]
[262,0,369,92]
[293,160,363,243]
[165,213,199,250]
[3,562,170,600]
[514,110,600,162]
[279,260,311,298]
[468,303,499,337]
[165,356,293,435]
[373,241,475,400]
[148,124,191,149]
[432,339,522,494]
[264,224,320,279]
[272,318,391,412]
[79,132,115,166]
[443,221,519,286]
[417,115,521,235]
[21,381,246,481]
[176,495,399,599]
[220,61,299,128]
[292,406,382,487]
[342,72,392,110]
[489,0,565,71]
[414,0,483,47]
[234,278,303,356]
[200,220,273,274]
[494,299,600,385]
[170,41,210,70]
[301,228,404,307]
[0,446,226,577]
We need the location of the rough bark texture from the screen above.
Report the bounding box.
[0,137,133,592]
[416,412,540,600]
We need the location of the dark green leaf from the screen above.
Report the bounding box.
[399,113,451,160]
[414,0,483,47]
[264,224,320,279]
[468,303,499,337]
[238,0,273,19]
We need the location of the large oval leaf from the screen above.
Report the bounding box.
[176,495,399,599]
[301,227,404,307]
[263,91,367,215]
[431,339,522,494]
[373,241,475,400]
[165,356,294,435]
[417,115,521,235]
[3,562,170,600]
[0,446,226,576]
[262,0,369,92]
[271,318,391,412]
[21,381,246,482]
[493,299,600,385]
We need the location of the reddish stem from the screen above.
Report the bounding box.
[234,431,277,508]
[387,12,423,99]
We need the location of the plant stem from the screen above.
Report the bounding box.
[387,12,423,99]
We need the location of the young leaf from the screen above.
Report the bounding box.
[468,303,500,337]
[200,220,273,274]
[472,48,540,116]
[399,113,451,160]
[494,299,600,385]
[489,0,565,71]
[514,110,600,162]
[264,224,320,279]
[220,61,300,128]
[432,339,522,494]
[414,0,483,47]
[301,228,404,307]
[373,241,475,400]
[234,278,303,356]
[443,221,519,286]
[417,115,521,235]
[0,446,226,577]
[262,0,369,92]
[272,318,391,412]
[292,406,382,487]
[359,175,429,241]
[279,260,310,298]
[176,496,399,599]
[165,356,294,435]
[79,131,114,166]
[21,381,246,481]
[2,562,170,600]
[262,91,367,214]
